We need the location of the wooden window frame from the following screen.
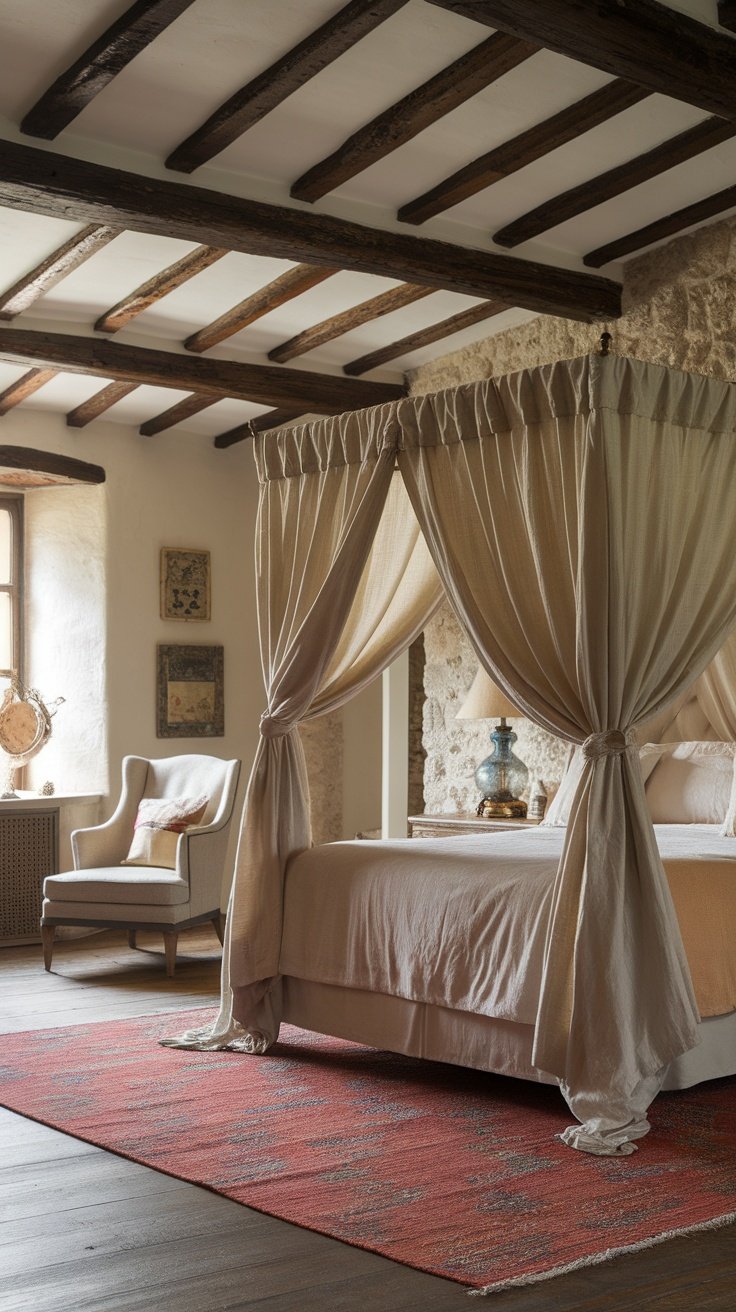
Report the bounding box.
[0,494,24,685]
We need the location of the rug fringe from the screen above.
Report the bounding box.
[468,1208,736,1297]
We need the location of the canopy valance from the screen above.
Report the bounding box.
[169,352,736,1155]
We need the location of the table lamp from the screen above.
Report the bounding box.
[456,666,529,818]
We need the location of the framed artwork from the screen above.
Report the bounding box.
[160,548,211,621]
[157,644,224,738]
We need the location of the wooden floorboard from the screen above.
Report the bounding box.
[0,929,734,1311]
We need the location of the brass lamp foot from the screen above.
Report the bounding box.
[476,797,528,819]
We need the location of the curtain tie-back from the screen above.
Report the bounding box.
[259,713,294,740]
[581,729,636,761]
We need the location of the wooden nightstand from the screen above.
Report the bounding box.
[408,813,541,838]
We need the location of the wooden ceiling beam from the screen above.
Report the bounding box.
[290,33,536,204]
[268,283,433,364]
[0,445,105,483]
[166,0,409,174]
[139,392,213,436]
[95,245,228,334]
[427,0,736,121]
[0,327,405,412]
[583,183,736,268]
[0,225,119,320]
[398,80,650,226]
[214,409,306,449]
[344,300,507,375]
[21,0,195,140]
[66,380,138,428]
[0,367,59,415]
[0,142,622,323]
[717,2,736,33]
[184,264,338,354]
[494,116,736,248]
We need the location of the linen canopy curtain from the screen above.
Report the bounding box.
[398,355,736,1152]
[166,406,443,1053]
[167,351,736,1155]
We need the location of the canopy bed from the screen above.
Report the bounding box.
[165,351,736,1157]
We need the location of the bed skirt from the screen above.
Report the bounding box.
[281,977,736,1094]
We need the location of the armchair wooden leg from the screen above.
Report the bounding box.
[211,913,225,946]
[128,930,137,949]
[162,930,178,978]
[41,925,55,972]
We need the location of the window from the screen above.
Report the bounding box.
[0,495,23,692]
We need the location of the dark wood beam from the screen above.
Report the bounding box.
[718,2,736,33]
[290,33,536,204]
[494,116,736,248]
[0,142,622,323]
[0,445,105,484]
[0,327,405,411]
[166,0,409,173]
[139,392,213,436]
[398,80,650,226]
[268,283,433,364]
[0,225,119,320]
[184,264,338,354]
[21,0,195,140]
[95,245,227,334]
[343,300,507,375]
[584,183,736,268]
[0,367,59,415]
[214,409,305,449]
[427,0,736,121]
[66,380,138,428]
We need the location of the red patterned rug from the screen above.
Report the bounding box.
[1,1009,735,1295]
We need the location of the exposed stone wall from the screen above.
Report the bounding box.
[411,216,736,398]
[411,214,736,814]
[408,635,427,817]
[422,602,567,815]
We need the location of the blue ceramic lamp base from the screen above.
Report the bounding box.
[474,719,529,819]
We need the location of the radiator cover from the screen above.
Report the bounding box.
[0,808,58,943]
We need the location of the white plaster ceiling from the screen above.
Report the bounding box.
[0,0,733,437]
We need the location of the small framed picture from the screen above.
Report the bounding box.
[160,548,211,622]
[157,644,224,738]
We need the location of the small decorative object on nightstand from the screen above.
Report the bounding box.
[456,666,529,819]
[527,779,548,822]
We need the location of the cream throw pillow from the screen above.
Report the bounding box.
[123,795,208,869]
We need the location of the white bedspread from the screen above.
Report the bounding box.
[280,824,736,1025]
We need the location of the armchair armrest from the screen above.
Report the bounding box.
[71,755,149,870]
[72,820,128,869]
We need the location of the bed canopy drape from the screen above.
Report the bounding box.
[168,352,736,1155]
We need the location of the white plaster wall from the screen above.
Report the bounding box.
[0,409,261,891]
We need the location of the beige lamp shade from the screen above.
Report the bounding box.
[456,666,522,720]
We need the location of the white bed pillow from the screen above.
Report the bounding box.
[541,746,581,827]
[542,739,736,833]
[644,741,735,827]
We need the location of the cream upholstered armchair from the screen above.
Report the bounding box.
[41,754,241,977]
